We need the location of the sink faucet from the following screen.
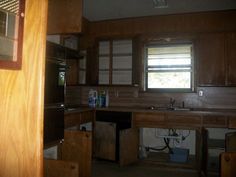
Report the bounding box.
[169,98,175,109]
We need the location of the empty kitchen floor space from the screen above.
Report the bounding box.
[92,160,199,177]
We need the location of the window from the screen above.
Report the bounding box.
[98,39,132,85]
[145,44,194,91]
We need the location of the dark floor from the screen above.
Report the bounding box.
[92,160,200,177]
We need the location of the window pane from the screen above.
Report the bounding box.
[99,41,109,55]
[79,71,86,84]
[112,70,132,85]
[113,40,132,54]
[148,45,191,66]
[99,56,109,69]
[99,71,109,84]
[148,72,191,89]
[148,58,191,66]
[112,56,132,69]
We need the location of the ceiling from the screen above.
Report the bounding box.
[83,0,236,21]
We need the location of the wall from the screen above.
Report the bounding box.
[66,86,236,109]
[0,0,47,176]
[79,10,236,49]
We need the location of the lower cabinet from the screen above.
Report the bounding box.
[61,130,92,177]
[94,111,139,166]
[44,159,79,177]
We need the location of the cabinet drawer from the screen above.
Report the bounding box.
[202,115,228,127]
[80,111,94,124]
[133,112,166,127]
[166,115,201,128]
[64,113,81,128]
[228,117,236,128]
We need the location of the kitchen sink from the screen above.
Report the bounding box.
[147,106,192,111]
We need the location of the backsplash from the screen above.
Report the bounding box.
[65,86,236,109]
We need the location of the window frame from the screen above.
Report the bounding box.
[144,42,195,93]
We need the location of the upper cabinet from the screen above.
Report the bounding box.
[196,32,236,86]
[226,32,236,86]
[47,0,82,34]
[98,39,133,85]
[196,33,225,86]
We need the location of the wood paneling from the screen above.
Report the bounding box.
[47,0,82,34]
[226,32,236,86]
[0,0,48,176]
[196,33,225,86]
[44,159,79,177]
[62,130,92,177]
[88,11,236,37]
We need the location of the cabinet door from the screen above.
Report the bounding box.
[221,152,236,177]
[196,33,225,86]
[66,59,78,86]
[226,32,236,86]
[47,0,82,34]
[94,121,116,161]
[62,130,92,177]
[44,159,79,177]
[119,128,139,166]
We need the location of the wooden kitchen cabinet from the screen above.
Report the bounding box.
[228,117,236,129]
[94,121,116,161]
[44,159,79,177]
[66,59,78,86]
[166,114,202,128]
[94,121,139,165]
[196,33,225,86]
[119,128,139,166]
[202,115,228,128]
[64,110,94,129]
[226,32,236,86]
[47,0,82,34]
[133,112,166,128]
[62,130,92,177]
[94,111,138,165]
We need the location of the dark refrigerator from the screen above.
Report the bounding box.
[44,42,65,145]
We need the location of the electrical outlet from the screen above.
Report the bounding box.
[198,90,204,97]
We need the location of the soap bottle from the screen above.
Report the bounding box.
[88,89,97,108]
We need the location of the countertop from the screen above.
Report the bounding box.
[65,105,236,116]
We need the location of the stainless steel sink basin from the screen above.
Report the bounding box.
[147,106,192,111]
[173,107,192,111]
